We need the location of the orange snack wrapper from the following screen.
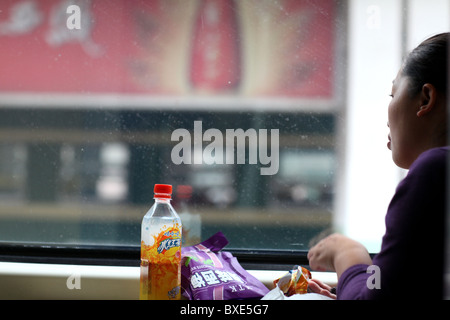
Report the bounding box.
[273,266,312,296]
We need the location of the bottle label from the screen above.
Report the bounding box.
[140,223,182,300]
[157,231,181,254]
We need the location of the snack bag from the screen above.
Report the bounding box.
[181,232,269,300]
[273,265,311,296]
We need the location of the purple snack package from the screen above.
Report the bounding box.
[181,231,269,300]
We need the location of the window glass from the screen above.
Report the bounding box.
[0,0,448,255]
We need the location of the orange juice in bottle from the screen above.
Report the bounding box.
[140,184,182,300]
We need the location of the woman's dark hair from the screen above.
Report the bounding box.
[402,32,449,96]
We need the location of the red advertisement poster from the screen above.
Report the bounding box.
[0,0,336,99]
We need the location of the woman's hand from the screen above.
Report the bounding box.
[307,233,372,278]
[307,279,336,299]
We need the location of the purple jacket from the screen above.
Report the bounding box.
[337,147,448,299]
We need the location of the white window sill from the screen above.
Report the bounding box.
[0,261,337,300]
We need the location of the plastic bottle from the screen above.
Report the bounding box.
[176,185,201,246]
[140,184,182,300]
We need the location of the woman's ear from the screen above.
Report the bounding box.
[417,83,437,117]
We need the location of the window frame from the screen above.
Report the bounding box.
[0,242,312,271]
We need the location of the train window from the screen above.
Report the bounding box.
[0,0,448,264]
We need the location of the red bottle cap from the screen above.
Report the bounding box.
[154,184,172,198]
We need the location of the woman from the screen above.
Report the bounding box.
[308,32,449,299]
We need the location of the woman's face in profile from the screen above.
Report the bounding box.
[387,72,422,169]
